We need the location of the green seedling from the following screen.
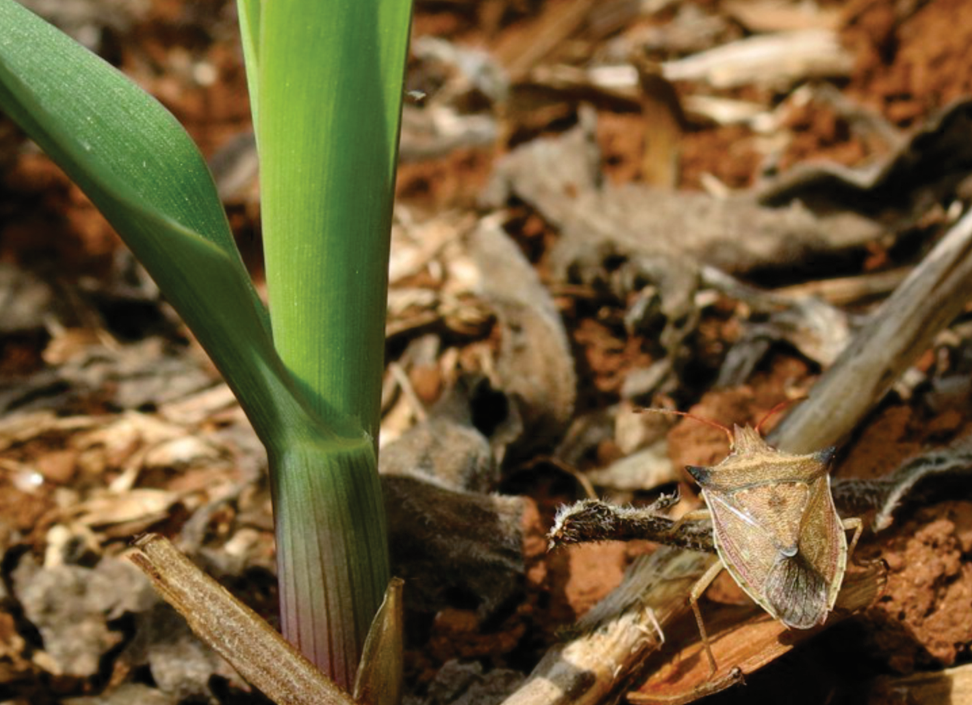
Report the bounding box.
[0,0,413,693]
[668,410,863,674]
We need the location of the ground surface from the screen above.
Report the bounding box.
[1,0,972,704]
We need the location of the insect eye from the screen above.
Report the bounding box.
[686,465,711,484]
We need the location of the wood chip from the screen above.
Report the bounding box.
[662,30,854,89]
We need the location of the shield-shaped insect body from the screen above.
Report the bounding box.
[686,425,848,630]
[545,408,867,677]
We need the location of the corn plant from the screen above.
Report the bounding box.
[0,0,412,691]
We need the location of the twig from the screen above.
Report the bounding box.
[773,267,909,305]
[771,207,972,453]
[501,548,717,705]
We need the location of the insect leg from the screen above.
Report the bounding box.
[843,516,863,558]
[669,508,711,534]
[689,558,724,676]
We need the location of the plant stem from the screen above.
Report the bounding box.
[260,0,411,441]
[255,0,412,686]
[270,436,389,689]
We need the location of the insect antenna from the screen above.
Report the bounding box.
[753,396,807,436]
[636,407,734,446]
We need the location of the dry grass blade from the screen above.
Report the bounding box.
[127,534,356,705]
[353,577,404,705]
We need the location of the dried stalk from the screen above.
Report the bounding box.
[501,549,717,705]
[128,534,355,705]
[771,208,972,453]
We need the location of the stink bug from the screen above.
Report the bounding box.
[547,405,867,675]
[668,409,863,673]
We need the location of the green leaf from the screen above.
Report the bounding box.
[236,0,261,132]
[0,0,312,450]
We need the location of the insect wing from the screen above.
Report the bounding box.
[704,488,781,618]
[760,476,844,627]
[705,479,841,628]
[762,550,830,628]
[794,474,847,610]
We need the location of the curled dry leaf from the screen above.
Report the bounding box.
[12,555,155,679]
[3,339,216,417]
[460,216,577,458]
[833,433,972,531]
[383,475,526,618]
[483,107,882,277]
[380,373,529,617]
[700,267,854,386]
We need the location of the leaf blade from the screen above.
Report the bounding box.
[0,0,314,449]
